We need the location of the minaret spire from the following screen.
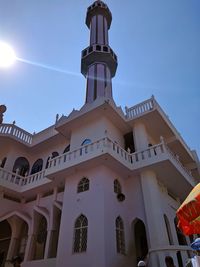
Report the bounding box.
[81,1,118,104]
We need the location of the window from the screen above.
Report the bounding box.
[116,216,125,254]
[63,145,70,154]
[81,139,92,146]
[77,177,89,193]
[73,215,88,253]
[31,159,43,174]
[114,179,121,194]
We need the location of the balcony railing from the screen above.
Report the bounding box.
[47,137,195,185]
[0,124,33,145]
[0,168,48,192]
[125,96,155,119]
[0,138,195,191]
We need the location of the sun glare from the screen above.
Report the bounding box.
[0,41,16,68]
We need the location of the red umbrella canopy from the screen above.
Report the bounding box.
[176,183,200,235]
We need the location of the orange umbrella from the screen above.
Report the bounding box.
[176,183,200,235]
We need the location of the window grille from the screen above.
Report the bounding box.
[116,216,125,254]
[114,179,122,194]
[77,177,89,193]
[37,216,47,244]
[73,215,88,253]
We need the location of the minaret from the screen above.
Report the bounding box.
[81,0,118,104]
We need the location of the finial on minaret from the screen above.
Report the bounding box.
[81,1,118,104]
[0,105,7,124]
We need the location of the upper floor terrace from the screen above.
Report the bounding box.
[0,136,197,200]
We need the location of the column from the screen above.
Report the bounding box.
[134,122,149,151]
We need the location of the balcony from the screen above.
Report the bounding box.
[125,97,155,119]
[0,168,50,193]
[46,137,195,188]
[0,138,195,196]
[0,123,33,146]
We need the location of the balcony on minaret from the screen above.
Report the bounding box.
[81,44,117,78]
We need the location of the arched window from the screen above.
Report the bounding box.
[63,145,70,154]
[0,157,7,168]
[45,157,50,169]
[31,159,43,174]
[77,177,89,193]
[12,157,30,176]
[52,152,59,158]
[114,179,122,194]
[81,139,92,146]
[164,214,174,245]
[116,216,125,254]
[73,215,88,253]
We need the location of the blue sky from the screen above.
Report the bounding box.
[0,0,199,157]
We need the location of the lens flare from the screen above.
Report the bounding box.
[0,41,16,68]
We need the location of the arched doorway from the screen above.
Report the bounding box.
[0,220,11,266]
[12,157,30,176]
[32,213,47,260]
[133,218,148,264]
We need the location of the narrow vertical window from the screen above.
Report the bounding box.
[73,215,88,253]
[77,177,89,193]
[116,216,125,254]
[114,179,121,194]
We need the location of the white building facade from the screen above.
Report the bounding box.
[0,1,200,267]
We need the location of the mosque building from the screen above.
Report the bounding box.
[0,1,200,267]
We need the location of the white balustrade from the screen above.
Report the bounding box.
[0,167,24,187]
[0,124,33,145]
[0,168,46,191]
[0,138,194,191]
[22,170,45,186]
[125,97,155,119]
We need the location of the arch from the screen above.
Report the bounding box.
[77,177,89,193]
[0,213,30,262]
[114,179,122,194]
[164,214,174,245]
[48,205,62,258]
[32,210,48,260]
[0,157,7,168]
[31,159,43,175]
[174,217,187,245]
[51,152,59,159]
[73,214,88,253]
[0,220,11,267]
[63,145,70,154]
[133,218,148,263]
[33,206,49,230]
[0,211,31,232]
[81,139,92,146]
[45,157,50,169]
[12,157,30,176]
[115,216,125,254]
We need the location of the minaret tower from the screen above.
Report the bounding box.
[81,0,118,103]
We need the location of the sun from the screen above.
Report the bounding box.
[0,41,16,68]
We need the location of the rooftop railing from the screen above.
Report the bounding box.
[125,96,155,119]
[0,124,33,145]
